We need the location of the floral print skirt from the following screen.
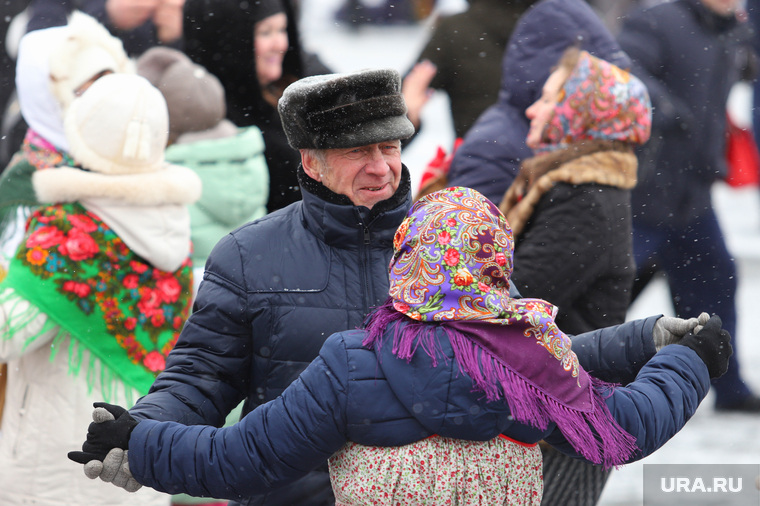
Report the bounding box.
[328,435,543,505]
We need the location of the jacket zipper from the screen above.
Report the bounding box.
[359,212,372,314]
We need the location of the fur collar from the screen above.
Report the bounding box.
[500,141,637,236]
[32,164,202,206]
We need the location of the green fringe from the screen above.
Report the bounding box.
[0,288,135,406]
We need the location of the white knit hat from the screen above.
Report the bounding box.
[136,46,226,142]
[48,11,134,110]
[65,73,169,175]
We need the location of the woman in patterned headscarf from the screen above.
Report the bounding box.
[68,186,727,505]
[498,48,652,505]
[500,47,651,335]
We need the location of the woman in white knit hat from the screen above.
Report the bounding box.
[0,72,200,506]
[0,12,134,259]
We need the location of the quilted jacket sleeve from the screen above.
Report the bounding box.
[128,332,351,500]
[129,233,256,427]
[570,316,659,385]
[544,343,710,462]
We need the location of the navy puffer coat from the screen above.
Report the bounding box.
[129,167,413,505]
[447,0,630,204]
[126,316,711,501]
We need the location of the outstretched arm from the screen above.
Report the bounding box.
[71,332,352,500]
[570,316,658,385]
[546,316,729,462]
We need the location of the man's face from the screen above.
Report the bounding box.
[701,0,739,17]
[306,140,403,209]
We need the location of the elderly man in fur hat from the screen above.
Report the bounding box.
[75,68,416,506]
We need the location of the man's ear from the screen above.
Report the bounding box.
[301,150,321,182]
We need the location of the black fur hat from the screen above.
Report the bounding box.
[278,68,415,149]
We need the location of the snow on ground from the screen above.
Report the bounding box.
[298,3,760,503]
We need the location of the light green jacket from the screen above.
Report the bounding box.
[165,126,269,268]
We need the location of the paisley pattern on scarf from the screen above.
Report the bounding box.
[366,187,638,467]
[4,202,193,393]
[388,187,578,374]
[538,51,651,154]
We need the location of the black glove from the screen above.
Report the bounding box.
[677,315,733,379]
[68,402,138,465]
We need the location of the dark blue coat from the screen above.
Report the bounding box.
[126,316,710,501]
[617,0,754,227]
[129,169,413,505]
[447,0,630,204]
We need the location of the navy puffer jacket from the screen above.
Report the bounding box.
[129,167,413,505]
[126,316,711,501]
[447,0,630,203]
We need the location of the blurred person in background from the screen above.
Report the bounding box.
[499,46,652,505]
[403,0,539,140]
[182,0,331,213]
[617,0,760,413]
[446,0,630,204]
[0,72,200,506]
[137,46,269,295]
[334,0,434,26]
[25,0,185,56]
[401,0,539,198]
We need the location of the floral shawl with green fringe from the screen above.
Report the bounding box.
[0,202,193,397]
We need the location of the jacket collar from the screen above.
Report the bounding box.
[297,164,412,248]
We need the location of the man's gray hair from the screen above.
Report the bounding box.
[303,148,328,172]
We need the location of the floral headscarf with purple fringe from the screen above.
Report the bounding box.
[536,50,651,154]
[363,187,637,468]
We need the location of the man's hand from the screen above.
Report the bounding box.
[677,315,733,379]
[653,312,710,350]
[68,402,138,466]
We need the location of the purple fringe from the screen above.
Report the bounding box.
[363,301,638,468]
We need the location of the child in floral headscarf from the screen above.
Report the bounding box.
[69,187,728,506]
[498,48,652,504]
